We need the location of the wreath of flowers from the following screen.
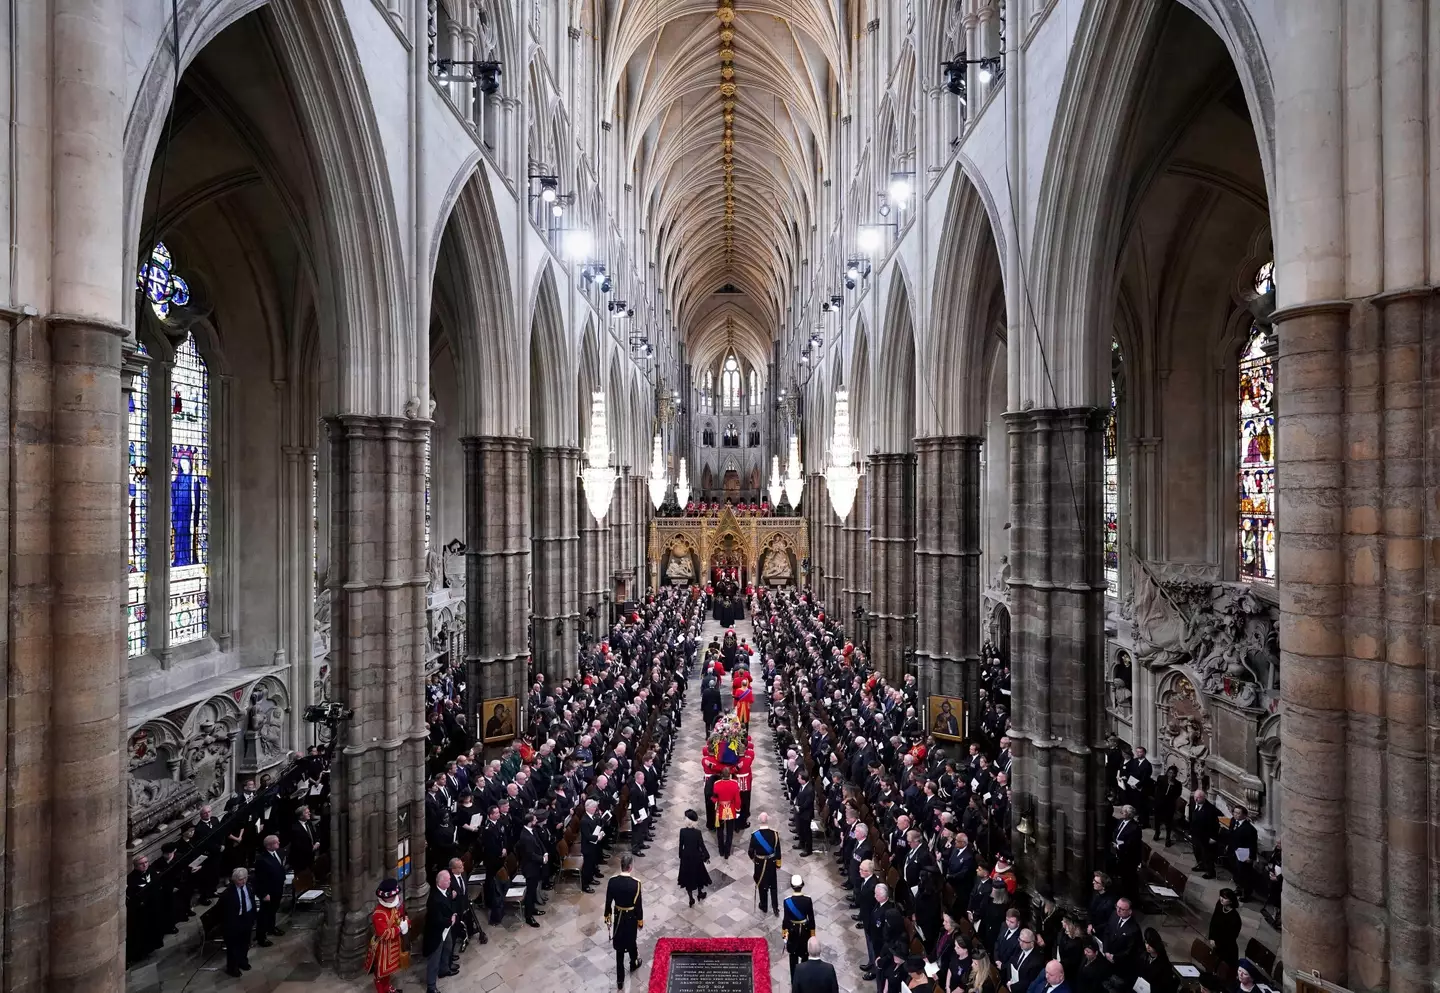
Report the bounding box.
[705,714,748,764]
[646,937,771,993]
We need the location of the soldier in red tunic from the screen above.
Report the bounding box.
[365,878,410,993]
[712,770,741,858]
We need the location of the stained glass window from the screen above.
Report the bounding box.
[127,343,151,656]
[1239,320,1276,584]
[169,334,210,644]
[702,371,714,413]
[1103,340,1121,596]
[749,369,759,411]
[137,242,191,320]
[723,355,741,410]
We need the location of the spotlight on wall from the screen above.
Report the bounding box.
[433,59,504,94]
[581,262,612,293]
[843,259,871,291]
[888,174,913,211]
[858,225,883,254]
[607,299,629,313]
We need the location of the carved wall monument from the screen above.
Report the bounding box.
[1108,561,1280,842]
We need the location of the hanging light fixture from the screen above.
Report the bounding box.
[768,455,784,507]
[647,433,669,509]
[784,434,804,507]
[581,392,617,522]
[824,389,859,520]
[675,458,691,508]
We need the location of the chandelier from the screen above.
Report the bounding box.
[824,390,859,520]
[675,458,691,507]
[581,392,617,522]
[647,433,669,509]
[784,434,804,507]
[768,455,784,507]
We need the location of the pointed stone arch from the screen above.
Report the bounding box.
[875,270,918,455]
[930,163,1007,438]
[528,264,570,448]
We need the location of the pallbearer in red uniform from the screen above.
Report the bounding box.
[365,878,410,993]
[737,746,755,828]
[733,670,754,726]
[712,769,741,858]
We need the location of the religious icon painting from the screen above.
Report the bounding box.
[927,695,965,741]
[481,696,518,744]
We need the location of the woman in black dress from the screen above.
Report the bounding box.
[1140,927,1178,993]
[676,810,712,906]
[933,914,972,992]
[1208,888,1243,968]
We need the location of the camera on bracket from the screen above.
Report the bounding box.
[304,702,355,724]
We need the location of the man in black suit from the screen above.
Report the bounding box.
[701,675,722,733]
[868,884,909,992]
[580,798,604,892]
[480,805,508,924]
[423,869,457,993]
[1227,805,1260,901]
[219,868,258,977]
[993,908,1023,965]
[1188,789,1220,878]
[792,937,840,993]
[793,773,815,855]
[516,812,547,927]
[446,855,486,968]
[289,805,321,892]
[1005,929,1046,993]
[252,835,287,945]
[1107,804,1143,898]
[1120,748,1154,822]
[1098,898,1141,980]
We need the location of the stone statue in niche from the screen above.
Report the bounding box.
[988,554,1011,593]
[427,547,448,593]
[1110,650,1133,721]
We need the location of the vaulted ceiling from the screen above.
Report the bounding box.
[603,0,845,376]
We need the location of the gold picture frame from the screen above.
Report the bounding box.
[927,695,965,741]
[481,696,518,744]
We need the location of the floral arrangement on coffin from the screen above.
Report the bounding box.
[705,714,748,766]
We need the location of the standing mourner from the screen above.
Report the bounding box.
[676,809,712,906]
[604,855,646,992]
[780,875,817,978]
[749,811,783,914]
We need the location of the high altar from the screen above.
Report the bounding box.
[649,507,809,591]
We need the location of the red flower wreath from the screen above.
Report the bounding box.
[647,937,771,993]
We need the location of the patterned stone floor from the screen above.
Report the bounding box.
[128,614,1273,993]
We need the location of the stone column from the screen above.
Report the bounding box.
[463,437,531,718]
[609,467,634,601]
[2,2,129,989]
[530,447,579,683]
[816,473,843,614]
[578,483,610,640]
[322,416,429,970]
[1005,407,1105,903]
[868,453,916,683]
[842,470,871,646]
[631,475,649,591]
[914,437,982,716]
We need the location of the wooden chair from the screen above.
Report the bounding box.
[1244,937,1276,977]
[1189,938,1219,976]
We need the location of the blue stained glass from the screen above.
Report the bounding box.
[169,334,210,644]
[137,242,191,320]
[127,343,150,656]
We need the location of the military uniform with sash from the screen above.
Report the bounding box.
[781,891,816,977]
[748,825,783,912]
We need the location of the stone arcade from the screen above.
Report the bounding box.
[3,2,1440,993]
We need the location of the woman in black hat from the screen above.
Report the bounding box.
[676,809,712,906]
